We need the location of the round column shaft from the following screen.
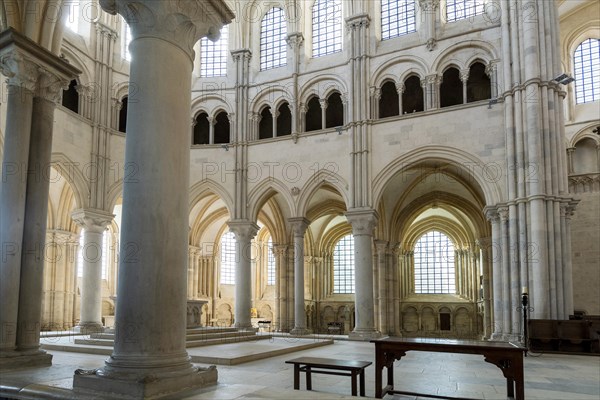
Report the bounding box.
[289,218,309,335]
[346,209,381,340]
[228,221,259,330]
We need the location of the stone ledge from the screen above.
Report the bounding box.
[0,352,53,371]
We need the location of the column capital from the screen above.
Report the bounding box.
[346,208,378,236]
[100,0,235,59]
[227,220,259,241]
[497,206,509,221]
[345,13,371,31]
[374,240,388,255]
[230,48,252,62]
[286,32,304,48]
[288,217,310,237]
[460,69,470,83]
[0,28,81,93]
[0,52,38,92]
[71,208,114,233]
[273,244,288,256]
[484,206,500,223]
[419,0,440,12]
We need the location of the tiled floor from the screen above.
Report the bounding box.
[1,340,598,399]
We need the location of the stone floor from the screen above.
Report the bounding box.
[0,339,599,399]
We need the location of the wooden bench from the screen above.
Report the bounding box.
[285,357,372,396]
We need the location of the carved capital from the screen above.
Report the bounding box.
[396,82,405,94]
[319,98,328,110]
[231,48,252,63]
[289,217,310,237]
[99,0,235,59]
[460,69,470,83]
[273,244,288,256]
[419,0,440,12]
[0,52,38,92]
[425,38,437,51]
[345,13,371,31]
[227,220,259,242]
[286,32,304,48]
[37,67,69,103]
[374,240,389,255]
[71,208,114,233]
[346,208,378,236]
[497,206,509,221]
[484,206,500,223]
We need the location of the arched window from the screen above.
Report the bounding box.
[402,75,424,113]
[214,111,230,144]
[333,234,354,294]
[446,0,485,23]
[62,79,79,114]
[312,0,343,58]
[440,67,463,107]
[574,38,600,104]
[200,25,228,77]
[121,19,132,61]
[277,102,292,136]
[259,106,273,139]
[379,81,399,118]
[220,231,236,285]
[260,8,287,70]
[573,138,599,174]
[381,0,416,40]
[325,92,344,128]
[65,1,80,32]
[467,62,491,102]
[305,96,322,132]
[118,96,128,133]
[414,231,455,294]
[267,237,276,286]
[193,112,210,145]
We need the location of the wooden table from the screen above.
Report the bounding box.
[371,337,526,400]
[285,356,372,396]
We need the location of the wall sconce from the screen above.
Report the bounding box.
[488,98,499,109]
[553,73,575,85]
[335,126,344,135]
[221,144,229,151]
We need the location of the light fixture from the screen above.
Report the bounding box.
[488,98,498,109]
[553,73,575,85]
[335,126,344,135]
[221,144,229,151]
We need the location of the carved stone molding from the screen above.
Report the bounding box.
[99,0,235,59]
[286,32,304,48]
[227,220,259,242]
[288,217,310,237]
[0,52,38,92]
[71,208,115,233]
[346,208,378,236]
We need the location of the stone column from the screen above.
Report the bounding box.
[396,82,405,115]
[289,218,310,335]
[228,221,259,330]
[460,69,469,104]
[72,209,113,332]
[375,240,388,334]
[346,209,381,340]
[274,244,289,331]
[485,208,504,340]
[1,29,79,369]
[0,52,37,359]
[319,99,328,130]
[74,1,234,397]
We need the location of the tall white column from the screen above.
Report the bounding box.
[72,209,113,331]
[289,218,310,335]
[375,240,388,334]
[0,52,37,358]
[1,29,79,369]
[73,1,234,397]
[274,244,289,331]
[486,208,504,340]
[346,209,381,340]
[228,221,259,330]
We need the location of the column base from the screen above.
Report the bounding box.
[348,329,382,341]
[290,327,311,336]
[0,350,52,370]
[73,365,217,399]
[74,323,104,335]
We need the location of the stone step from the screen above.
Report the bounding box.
[89,330,257,341]
[75,333,272,347]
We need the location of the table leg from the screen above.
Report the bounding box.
[293,364,299,390]
[360,369,366,396]
[306,366,312,390]
[506,377,515,398]
[351,370,357,396]
[375,348,383,398]
[387,359,394,388]
[514,355,525,400]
